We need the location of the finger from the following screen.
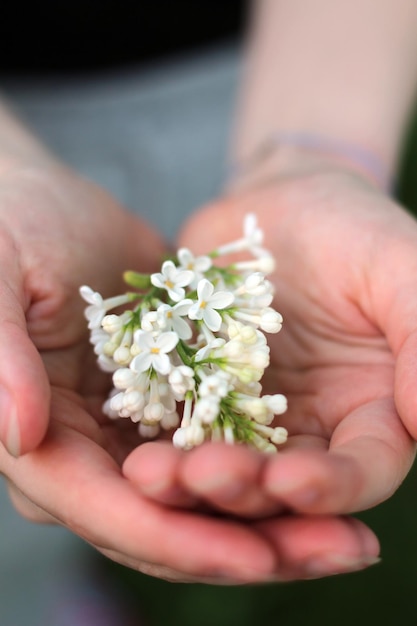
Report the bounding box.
[123,441,199,508]
[124,441,282,517]
[262,397,415,514]
[395,328,417,439]
[6,481,58,524]
[97,549,251,585]
[364,224,417,438]
[177,443,283,518]
[0,280,50,457]
[102,514,380,582]
[255,515,380,580]
[2,396,277,583]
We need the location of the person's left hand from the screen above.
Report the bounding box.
[124,162,416,570]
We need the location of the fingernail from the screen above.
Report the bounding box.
[305,554,381,578]
[0,388,20,457]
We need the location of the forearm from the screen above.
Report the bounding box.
[232,0,417,186]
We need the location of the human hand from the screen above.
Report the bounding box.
[0,155,237,583]
[124,162,417,573]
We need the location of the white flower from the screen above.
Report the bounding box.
[144,402,165,423]
[141,310,159,332]
[233,255,275,275]
[160,410,180,430]
[97,354,119,372]
[195,337,225,362]
[213,213,268,257]
[80,286,131,329]
[157,300,193,339]
[199,374,230,398]
[263,394,288,414]
[188,279,234,331]
[233,307,283,333]
[227,320,258,344]
[101,314,124,334]
[177,248,212,287]
[271,427,288,445]
[122,390,146,414]
[169,365,195,397]
[172,427,189,449]
[112,368,139,390]
[243,213,263,248]
[243,273,272,296]
[131,330,179,375]
[151,261,194,302]
[193,396,220,424]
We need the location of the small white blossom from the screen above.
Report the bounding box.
[193,395,221,424]
[199,373,230,398]
[233,307,283,333]
[97,354,119,372]
[141,310,160,332]
[168,365,195,397]
[215,213,266,257]
[173,427,189,449]
[271,427,288,445]
[188,279,234,332]
[151,260,194,302]
[160,410,180,430]
[177,248,211,287]
[194,337,225,362]
[233,255,275,275]
[101,314,124,334]
[80,286,131,329]
[157,300,193,339]
[263,394,288,414]
[131,330,179,375]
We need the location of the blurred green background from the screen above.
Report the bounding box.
[102,116,417,626]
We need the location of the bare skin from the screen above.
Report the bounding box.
[125,162,416,552]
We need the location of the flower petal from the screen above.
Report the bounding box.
[131,352,153,373]
[156,331,179,353]
[197,279,214,301]
[153,353,172,375]
[209,291,235,309]
[203,308,222,332]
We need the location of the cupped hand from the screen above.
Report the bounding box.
[125,165,416,533]
[0,155,380,583]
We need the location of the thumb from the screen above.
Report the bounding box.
[177,198,245,253]
[0,280,50,457]
[369,228,417,440]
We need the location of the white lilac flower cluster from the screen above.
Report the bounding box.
[80,214,288,453]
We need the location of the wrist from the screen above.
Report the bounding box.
[227,132,391,194]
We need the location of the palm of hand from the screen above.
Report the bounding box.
[126,170,415,528]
